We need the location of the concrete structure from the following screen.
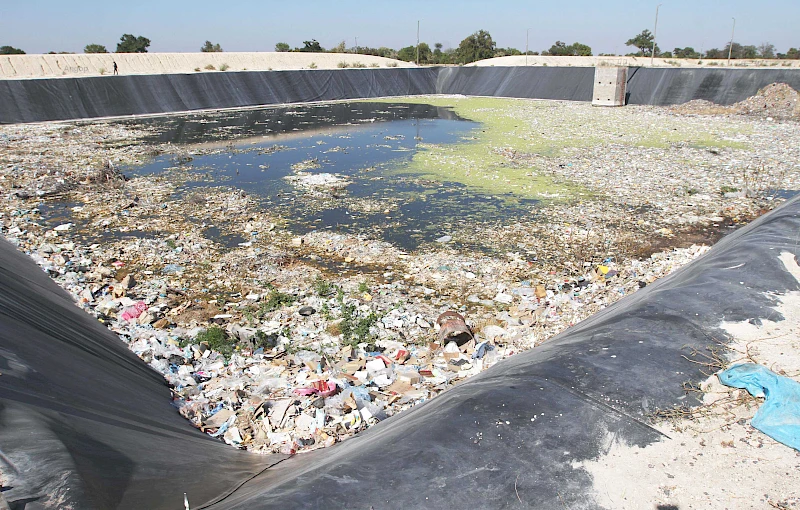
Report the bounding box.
[592,67,627,106]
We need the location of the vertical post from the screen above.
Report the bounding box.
[416,20,420,66]
[727,17,736,65]
[651,3,662,66]
[525,28,529,66]
[355,36,358,54]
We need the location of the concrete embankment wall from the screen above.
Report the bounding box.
[1,67,799,124]
[0,52,415,79]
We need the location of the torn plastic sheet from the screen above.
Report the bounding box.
[718,363,800,451]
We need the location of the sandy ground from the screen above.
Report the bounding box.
[470,55,800,69]
[581,251,800,509]
[0,52,415,79]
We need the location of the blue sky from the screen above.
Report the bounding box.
[2,0,797,55]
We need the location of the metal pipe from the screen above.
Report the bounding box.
[651,3,662,66]
[525,28,529,66]
[416,20,420,66]
[727,17,736,65]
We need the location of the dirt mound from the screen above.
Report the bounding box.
[671,83,800,120]
[731,82,800,119]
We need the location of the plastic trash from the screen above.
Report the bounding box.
[718,363,800,451]
[120,301,147,322]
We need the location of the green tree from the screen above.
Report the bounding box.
[742,45,758,59]
[758,43,776,59]
[116,34,150,53]
[673,47,700,59]
[275,42,290,52]
[84,44,108,53]
[545,41,592,56]
[705,48,724,59]
[625,29,659,56]
[397,43,431,63]
[777,48,799,59]
[201,41,222,52]
[570,42,592,56]
[297,40,323,52]
[0,46,25,55]
[722,42,744,59]
[494,47,522,57]
[330,40,346,53]
[456,30,495,64]
[432,42,443,64]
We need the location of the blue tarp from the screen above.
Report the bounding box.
[719,363,800,451]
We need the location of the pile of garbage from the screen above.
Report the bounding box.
[671,82,800,120]
[4,210,710,453]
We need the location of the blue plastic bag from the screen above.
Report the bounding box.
[718,363,800,451]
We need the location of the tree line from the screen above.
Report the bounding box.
[624,29,799,59]
[2,29,799,62]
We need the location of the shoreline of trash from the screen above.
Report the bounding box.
[2,95,798,455]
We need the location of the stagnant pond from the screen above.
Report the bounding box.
[42,102,544,252]
[132,101,547,251]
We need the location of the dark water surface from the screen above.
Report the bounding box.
[117,103,538,251]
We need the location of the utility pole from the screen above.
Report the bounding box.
[525,28,529,66]
[416,20,420,65]
[355,36,358,54]
[651,3,662,66]
[727,17,736,65]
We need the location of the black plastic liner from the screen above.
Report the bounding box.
[1,194,799,509]
[436,66,595,101]
[626,67,800,105]
[2,67,799,123]
[0,68,439,124]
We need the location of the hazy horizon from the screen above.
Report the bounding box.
[2,0,797,56]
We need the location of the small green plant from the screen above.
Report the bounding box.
[204,64,216,70]
[308,62,317,69]
[707,62,719,66]
[99,68,106,75]
[260,289,295,313]
[195,326,235,358]
[219,63,229,71]
[386,61,398,67]
[352,61,366,68]
[686,187,699,196]
[313,276,335,297]
[720,185,740,194]
[339,301,379,346]
[369,63,379,67]
[337,61,350,68]
[166,239,177,249]
[358,281,370,293]
[194,67,201,72]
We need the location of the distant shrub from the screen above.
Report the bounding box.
[385,61,398,67]
[194,67,201,72]
[369,63,379,67]
[219,63,229,71]
[204,64,216,70]
[99,68,106,75]
[308,62,317,69]
[352,61,366,68]
[337,61,350,68]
